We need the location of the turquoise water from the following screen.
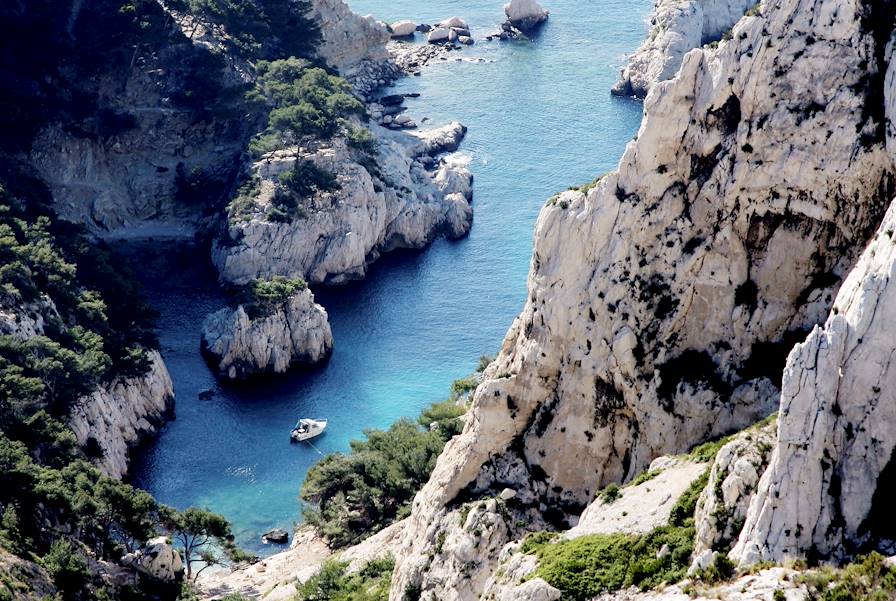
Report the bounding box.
[131,0,647,555]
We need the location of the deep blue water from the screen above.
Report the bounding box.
[130,0,648,556]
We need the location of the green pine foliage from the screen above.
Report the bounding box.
[173,0,321,60]
[300,396,467,548]
[237,276,308,318]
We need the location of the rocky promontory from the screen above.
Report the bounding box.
[212,122,472,286]
[69,350,175,479]
[389,0,896,593]
[612,0,758,98]
[201,283,333,380]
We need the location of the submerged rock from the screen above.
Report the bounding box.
[201,288,333,380]
[504,0,549,30]
[262,528,290,544]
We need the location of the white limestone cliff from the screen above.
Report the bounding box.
[69,350,175,479]
[612,0,758,98]
[212,123,472,286]
[391,0,896,594]
[732,198,896,565]
[201,288,333,380]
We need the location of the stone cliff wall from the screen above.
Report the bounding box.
[69,351,175,479]
[732,197,896,565]
[391,0,896,595]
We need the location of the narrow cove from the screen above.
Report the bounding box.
[130,0,649,555]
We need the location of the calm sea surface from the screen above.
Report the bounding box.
[130,0,648,554]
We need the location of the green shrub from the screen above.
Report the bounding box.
[279,161,340,200]
[301,397,468,547]
[450,376,480,400]
[247,59,363,156]
[598,483,621,504]
[630,469,661,486]
[800,553,896,601]
[693,552,735,584]
[532,525,694,600]
[42,539,90,598]
[296,557,394,601]
[669,468,710,527]
[237,276,307,318]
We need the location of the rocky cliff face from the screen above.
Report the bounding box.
[212,122,472,286]
[731,197,896,565]
[68,350,175,479]
[613,0,757,97]
[23,4,247,237]
[309,0,397,97]
[201,288,333,379]
[391,0,896,594]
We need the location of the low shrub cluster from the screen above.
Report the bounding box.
[238,276,308,318]
[800,553,896,601]
[300,394,467,548]
[527,466,713,599]
[295,557,394,601]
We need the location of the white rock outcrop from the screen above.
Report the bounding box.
[504,0,549,30]
[391,0,896,594]
[121,537,184,583]
[309,0,389,73]
[201,288,333,380]
[691,419,775,571]
[732,199,896,565]
[612,0,758,98]
[212,123,472,286]
[69,351,175,479]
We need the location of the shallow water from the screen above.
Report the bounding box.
[130,0,648,555]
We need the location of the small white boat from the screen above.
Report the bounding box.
[291,418,328,442]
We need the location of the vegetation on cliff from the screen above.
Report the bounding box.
[300,380,475,547]
[0,177,246,599]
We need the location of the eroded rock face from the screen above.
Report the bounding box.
[504,0,549,30]
[201,288,333,379]
[612,0,758,98]
[212,123,472,286]
[732,199,896,566]
[27,48,245,237]
[69,351,174,479]
[392,0,896,594]
[690,420,775,571]
[310,0,389,71]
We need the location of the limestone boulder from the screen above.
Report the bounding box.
[504,0,549,30]
[390,20,417,37]
[122,537,184,583]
